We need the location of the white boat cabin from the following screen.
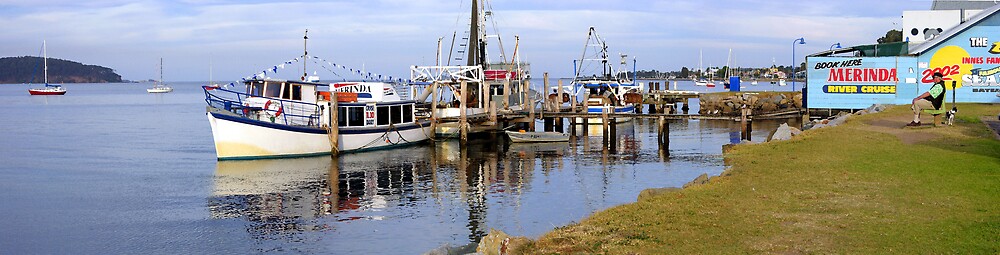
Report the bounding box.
[328,82,416,129]
[245,79,322,103]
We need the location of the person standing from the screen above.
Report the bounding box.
[908,72,946,126]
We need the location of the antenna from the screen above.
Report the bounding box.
[302,29,309,81]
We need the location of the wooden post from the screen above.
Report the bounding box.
[568,116,576,137]
[740,104,750,141]
[571,84,579,114]
[555,117,564,133]
[526,80,535,131]
[557,79,564,112]
[330,91,339,155]
[430,82,439,141]
[503,79,510,110]
[582,115,589,134]
[460,81,468,145]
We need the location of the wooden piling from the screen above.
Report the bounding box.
[429,82,439,141]
[330,91,339,155]
[740,105,752,141]
[555,117,564,133]
[460,81,468,145]
[609,117,617,153]
[503,79,510,110]
[526,80,535,131]
[557,79,564,112]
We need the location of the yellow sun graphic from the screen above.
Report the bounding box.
[928,45,971,89]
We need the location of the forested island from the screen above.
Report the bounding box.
[0,56,122,83]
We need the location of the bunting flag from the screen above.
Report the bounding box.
[224,54,410,85]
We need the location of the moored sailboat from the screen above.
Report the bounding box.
[147,58,173,93]
[27,40,66,96]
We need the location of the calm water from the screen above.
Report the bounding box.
[0,82,796,254]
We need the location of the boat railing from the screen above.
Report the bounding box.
[203,86,322,127]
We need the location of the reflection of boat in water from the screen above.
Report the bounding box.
[505,130,569,143]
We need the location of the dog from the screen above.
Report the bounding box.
[945,108,957,126]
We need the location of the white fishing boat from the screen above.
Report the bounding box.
[505,130,569,143]
[27,40,67,96]
[571,27,641,125]
[203,32,432,160]
[147,58,173,93]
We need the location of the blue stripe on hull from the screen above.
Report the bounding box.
[586,105,635,113]
[218,152,333,161]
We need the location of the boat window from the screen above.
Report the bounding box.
[377,106,390,126]
[390,105,402,124]
[291,84,302,100]
[338,107,348,127]
[402,104,413,123]
[249,83,264,96]
[280,84,302,100]
[348,107,364,127]
[264,82,281,97]
[282,83,291,99]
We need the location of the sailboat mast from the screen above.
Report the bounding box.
[466,0,479,67]
[43,40,48,85]
[302,29,309,81]
[159,58,164,85]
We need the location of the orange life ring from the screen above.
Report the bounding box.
[264,100,283,117]
[242,103,250,116]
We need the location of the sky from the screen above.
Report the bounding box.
[0,0,930,82]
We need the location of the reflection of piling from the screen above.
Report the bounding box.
[657,116,670,152]
[740,105,752,141]
[460,81,469,145]
[325,155,340,214]
[601,108,610,143]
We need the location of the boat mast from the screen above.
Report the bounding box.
[159,58,163,86]
[466,0,480,68]
[43,40,48,85]
[302,29,309,81]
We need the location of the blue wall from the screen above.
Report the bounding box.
[807,12,1000,109]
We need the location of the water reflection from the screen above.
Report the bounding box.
[206,118,797,253]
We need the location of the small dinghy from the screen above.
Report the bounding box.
[505,130,570,143]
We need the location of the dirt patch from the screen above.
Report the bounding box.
[862,115,941,145]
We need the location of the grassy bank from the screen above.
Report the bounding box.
[515,104,1000,254]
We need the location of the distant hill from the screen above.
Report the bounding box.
[0,56,122,83]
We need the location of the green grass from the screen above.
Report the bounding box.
[514,104,1000,254]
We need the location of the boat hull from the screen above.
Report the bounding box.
[147,87,173,93]
[28,89,66,95]
[207,112,433,160]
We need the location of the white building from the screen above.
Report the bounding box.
[903,0,999,44]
